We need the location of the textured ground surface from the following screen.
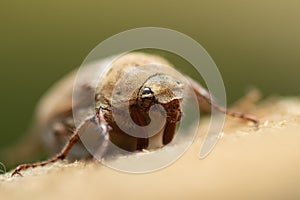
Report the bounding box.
[1,94,300,200]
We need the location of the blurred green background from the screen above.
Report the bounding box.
[0,1,299,155]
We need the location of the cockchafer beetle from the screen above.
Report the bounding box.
[11,52,258,176]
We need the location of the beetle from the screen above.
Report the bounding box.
[11,52,258,176]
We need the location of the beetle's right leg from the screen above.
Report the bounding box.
[11,116,96,177]
[187,77,259,126]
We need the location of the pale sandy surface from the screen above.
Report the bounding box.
[1,96,300,200]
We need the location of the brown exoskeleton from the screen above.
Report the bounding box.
[11,52,258,176]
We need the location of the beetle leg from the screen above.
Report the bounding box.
[11,116,96,177]
[163,121,177,145]
[186,77,259,126]
[129,105,149,150]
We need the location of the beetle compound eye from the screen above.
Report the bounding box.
[142,87,153,95]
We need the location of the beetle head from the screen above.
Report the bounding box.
[138,74,184,108]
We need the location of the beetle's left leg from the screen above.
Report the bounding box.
[163,121,177,145]
[11,116,97,176]
[186,77,259,126]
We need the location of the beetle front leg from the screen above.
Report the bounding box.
[187,77,259,126]
[11,116,96,177]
